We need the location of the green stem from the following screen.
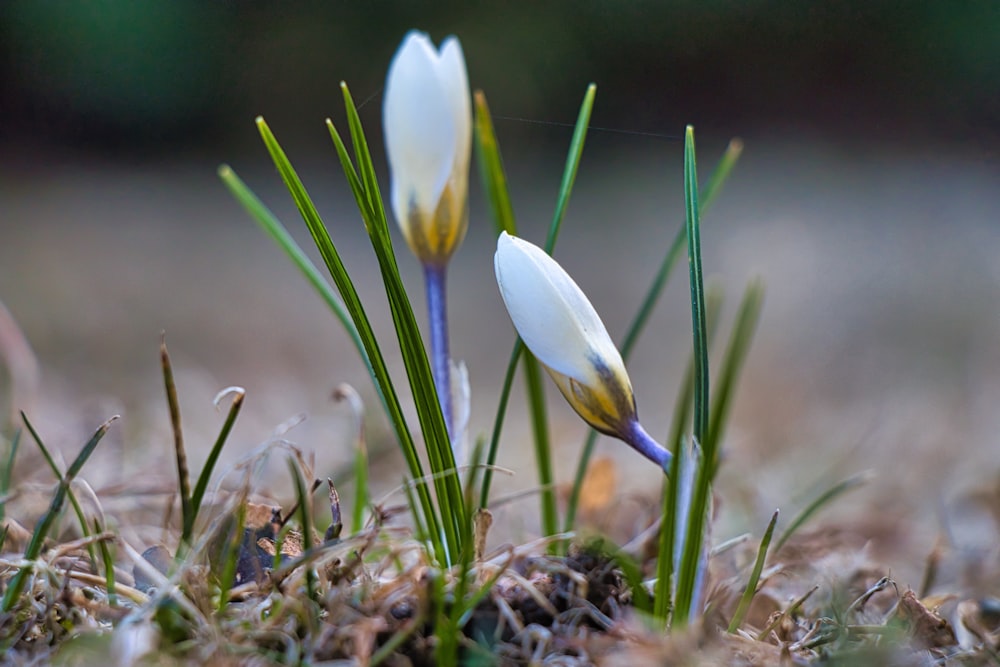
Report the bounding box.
[523,354,558,541]
[479,341,523,509]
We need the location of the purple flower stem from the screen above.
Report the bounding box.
[424,264,453,440]
[622,420,673,470]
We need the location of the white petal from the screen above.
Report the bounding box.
[383,31,457,224]
[438,36,472,174]
[494,232,624,383]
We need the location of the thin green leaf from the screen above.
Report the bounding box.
[0,428,19,523]
[340,83,389,231]
[94,518,117,607]
[728,509,779,633]
[370,609,426,667]
[655,287,725,623]
[757,585,818,641]
[653,289,716,624]
[673,126,711,626]
[254,116,445,563]
[186,387,244,543]
[565,140,742,534]
[479,341,523,509]
[544,83,596,252]
[473,91,516,235]
[400,475,430,548]
[596,539,651,615]
[2,413,116,613]
[620,138,743,361]
[774,471,873,552]
[288,458,316,601]
[477,86,595,519]
[473,90,522,509]
[352,434,369,535]
[524,84,597,543]
[684,127,709,451]
[335,85,466,558]
[523,355,558,543]
[668,288,723,460]
[161,338,192,537]
[457,555,514,626]
[429,567,456,664]
[654,436,683,623]
[23,414,98,571]
[700,138,743,212]
[447,441,486,652]
[217,502,247,611]
[708,281,764,475]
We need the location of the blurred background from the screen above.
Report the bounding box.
[1,1,999,568]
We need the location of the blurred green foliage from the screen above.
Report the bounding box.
[2,1,997,151]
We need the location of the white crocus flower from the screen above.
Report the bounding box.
[383,30,471,267]
[494,232,671,468]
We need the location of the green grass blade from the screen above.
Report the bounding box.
[339,83,463,514]
[774,471,873,552]
[457,558,513,626]
[473,91,516,235]
[756,585,818,641]
[287,458,317,601]
[700,138,743,212]
[337,84,466,559]
[618,550,653,615]
[544,83,595,252]
[254,116,445,564]
[727,509,779,633]
[22,414,98,569]
[673,126,711,626]
[593,539,651,615]
[707,281,764,475]
[523,355,558,542]
[2,413,116,613]
[94,518,117,607]
[563,436,598,534]
[619,138,743,361]
[683,127,709,448]
[0,428,19,523]
[653,291,722,624]
[340,83,389,230]
[445,440,486,663]
[521,84,597,543]
[473,89,523,510]
[400,475,430,548]
[352,434,369,535]
[479,341,523,509]
[160,338,192,538]
[475,86,595,525]
[186,387,245,543]
[564,141,742,535]
[654,436,683,623]
[216,501,247,611]
[370,609,426,667]
[667,289,722,460]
